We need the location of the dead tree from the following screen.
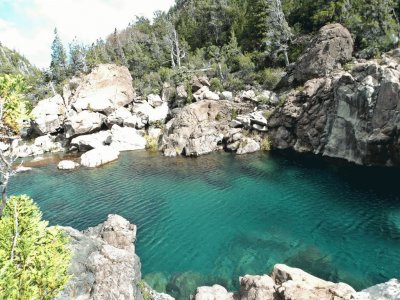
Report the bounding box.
[165,22,186,68]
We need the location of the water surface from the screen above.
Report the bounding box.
[10,151,400,299]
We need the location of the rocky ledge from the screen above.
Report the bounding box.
[58,215,399,300]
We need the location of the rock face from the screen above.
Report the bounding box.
[289,23,354,84]
[110,125,146,151]
[65,111,106,138]
[70,64,135,115]
[31,94,66,135]
[270,30,400,165]
[160,100,253,157]
[56,215,144,300]
[80,146,119,168]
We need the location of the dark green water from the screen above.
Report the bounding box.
[9,151,400,299]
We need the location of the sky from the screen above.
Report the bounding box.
[0,0,175,68]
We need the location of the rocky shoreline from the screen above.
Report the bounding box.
[57,215,399,300]
[3,23,397,168]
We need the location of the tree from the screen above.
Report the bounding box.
[165,20,186,68]
[50,28,67,83]
[0,74,30,216]
[68,37,87,76]
[0,195,71,299]
[108,28,127,66]
[265,0,292,66]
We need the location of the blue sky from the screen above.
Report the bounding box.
[0,0,175,68]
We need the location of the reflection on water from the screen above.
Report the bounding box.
[9,150,400,299]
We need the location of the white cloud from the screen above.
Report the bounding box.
[0,0,175,68]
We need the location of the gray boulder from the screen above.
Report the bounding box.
[56,215,143,300]
[65,110,106,138]
[80,146,119,168]
[57,160,79,170]
[70,130,112,152]
[110,125,146,151]
[237,138,260,155]
[70,64,135,115]
[31,94,66,135]
[291,23,354,84]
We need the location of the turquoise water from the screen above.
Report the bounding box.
[9,151,400,299]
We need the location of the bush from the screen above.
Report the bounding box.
[145,135,158,152]
[261,137,271,151]
[0,195,71,300]
[210,78,224,93]
[259,68,284,90]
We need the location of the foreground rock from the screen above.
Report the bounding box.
[80,146,119,168]
[56,215,143,300]
[352,279,400,300]
[194,264,355,300]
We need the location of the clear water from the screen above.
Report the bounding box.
[9,151,400,299]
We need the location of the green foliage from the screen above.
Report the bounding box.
[210,77,224,92]
[260,136,271,151]
[263,110,273,119]
[258,68,284,90]
[0,74,31,133]
[185,80,193,104]
[138,280,152,300]
[230,108,238,120]
[0,195,71,300]
[145,135,159,152]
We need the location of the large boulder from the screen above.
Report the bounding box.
[80,146,119,168]
[31,94,66,135]
[64,110,106,138]
[239,275,275,300]
[57,160,79,170]
[56,215,143,300]
[289,23,354,84]
[70,64,135,115]
[110,125,146,151]
[70,130,112,152]
[106,107,134,127]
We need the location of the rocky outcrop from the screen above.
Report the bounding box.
[285,23,353,85]
[110,125,146,151]
[31,94,66,135]
[194,264,356,300]
[56,215,143,300]
[160,100,253,157]
[65,110,106,138]
[269,49,400,166]
[70,130,112,152]
[69,64,135,115]
[80,146,119,168]
[352,279,400,300]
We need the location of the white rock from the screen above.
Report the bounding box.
[256,90,279,105]
[58,160,79,170]
[31,94,66,135]
[80,146,120,168]
[241,90,256,101]
[148,102,169,123]
[107,107,133,127]
[34,135,63,153]
[71,64,135,115]
[237,138,260,155]
[71,131,112,151]
[110,125,146,151]
[203,90,220,101]
[220,91,233,101]
[194,285,235,300]
[15,166,32,173]
[148,127,163,140]
[147,94,163,108]
[65,110,106,138]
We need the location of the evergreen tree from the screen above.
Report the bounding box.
[68,37,87,76]
[49,28,67,83]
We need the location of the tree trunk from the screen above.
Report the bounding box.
[0,180,8,217]
[283,49,290,67]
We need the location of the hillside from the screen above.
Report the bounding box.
[0,42,38,75]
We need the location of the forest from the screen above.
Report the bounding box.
[2,0,400,102]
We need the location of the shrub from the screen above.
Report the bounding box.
[230,108,238,120]
[261,137,271,151]
[145,135,158,152]
[259,68,284,90]
[210,78,224,93]
[0,195,71,300]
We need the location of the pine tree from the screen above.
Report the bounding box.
[49,28,67,83]
[68,37,86,76]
